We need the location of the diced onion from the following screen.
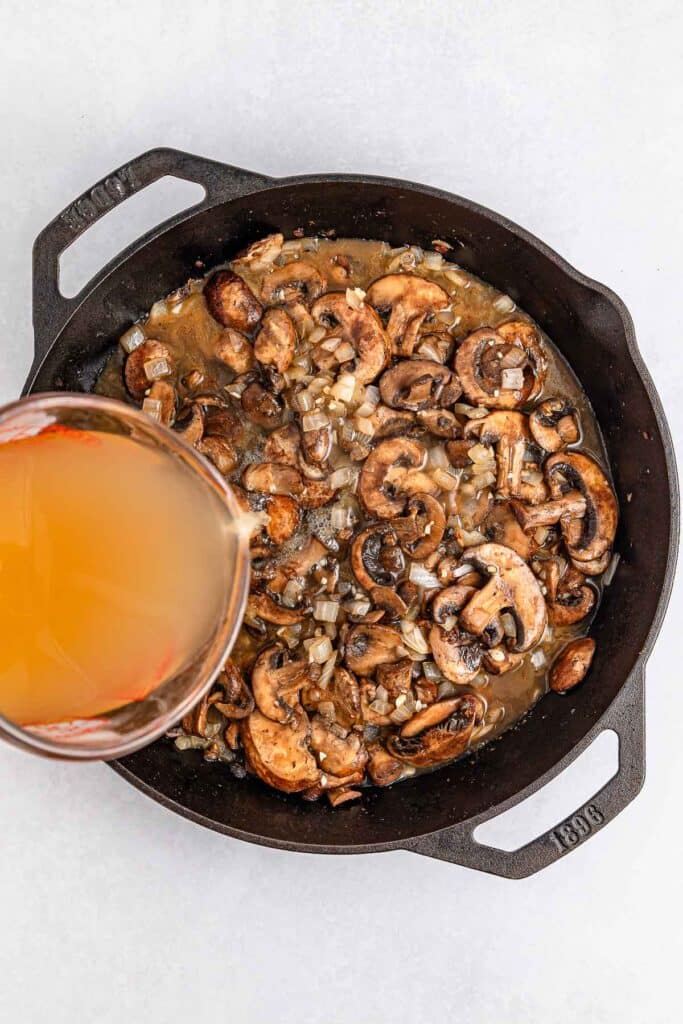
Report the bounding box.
[329,465,357,490]
[444,269,467,286]
[501,612,517,638]
[423,661,442,682]
[437,680,457,700]
[353,415,375,437]
[428,445,450,469]
[400,620,430,655]
[468,443,494,464]
[143,357,171,381]
[331,373,357,403]
[307,326,327,345]
[418,340,446,363]
[422,251,444,270]
[305,636,333,663]
[335,341,356,363]
[314,599,339,623]
[370,698,389,715]
[282,579,303,608]
[389,703,415,725]
[453,562,475,579]
[432,467,459,491]
[318,651,338,687]
[346,286,366,309]
[530,649,546,669]
[345,598,371,617]
[472,470,496,490]
[141,397,162,421]
[409,562,441,589]
[355,385,380,418]
[120,325,145,353]
[321,335,342,352]
[521,468,544,485]
[375,684,389,703]
[501,367,524,390]
[149,300,168,319]
[494,294,516,313]
[453,403,489,419]
[302,410,329,432]
[330,505,352,530]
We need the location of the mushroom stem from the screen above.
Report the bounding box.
[511,492,586,532]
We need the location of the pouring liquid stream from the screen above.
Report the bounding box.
[0,424,242,726]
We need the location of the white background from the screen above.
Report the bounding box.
[1,2,681,1021]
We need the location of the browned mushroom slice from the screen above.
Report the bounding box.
[182,689,215,737]
[367,586,407,621]
[213,660,255,720]
[367,744,403,786]
[376,657,413,699]
[465,411,544,501]
[263,423,301,466]
[240,380,283,429]
[174,403,204,447]
[300,479,336,509]
[445,438,473,468]
[205,270,263,331]
[392,494,446,560]
[215,328,255,374]
[251,644,313,722]
[455,322,546,409]
[254,308,297,374]
[570,550,612,576]
[205,405,244,444]
[303,666,361,730]
[242,462,303,496]
[310,292,391,384]
[482,503,537,561]
[261,261,325,306]
[344,624,403,675]
[326,786,363,807]
[196,435,237,475]
[417,408,463,438]
[549,637,596,693]
[264,494,301,545]
[269,536,328,593]
[241,708,320,793]
[379,360,460,412]
[483,646,524,675]
[302,423,333,464]
[310,716,368,778]
[510,492,586,532]
[458,543,547,652]
[428,625,483,683]
[387,694,483,767]
[546,565,596,625]
[145,380,177,425]
[545,452,618,564]
[232,233,284,272]
[358,438,427,519]
[431,585,475,626]
[351,524,405,591]
[247,591,306,626]
[369,405,416,438]
[529,398,580,452]
[125,340,175,399]
[366,274,450,356]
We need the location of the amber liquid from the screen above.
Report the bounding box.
[0,425,233,726]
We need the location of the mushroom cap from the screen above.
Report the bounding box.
[242,462,303,496]
[455,322,545,409]
[379,360,460,411]
[428,625,483,683]
[351,524,405,591]
[240,381,284,428]
[263,494,301,545]
[215,328,255,374]
[529,398,580,452]
[311,291,391,383]
[261,261,325,305]
[310,716,368,777]
[387,693,482,767]
[392,493,446,560]
[254,308,297,374]
[417,408,463,438]
[251,644,312,723]
[366,273,450,356]
[459,542,547,652]
[549,637,596,693]
[213,660,255,720]
[246,590,306,626]
[205,270,263,331]
[241,708,320,792]
[545,452,618,563]
[263,423,301,466]
[197,435,238,475]
[358,438,427,519]
[482,502,537,561]
[367,744,403,786]
[344,623,403,676]
[369,405,416,438]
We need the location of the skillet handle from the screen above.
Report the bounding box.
[404,667,645,879]
[31,147,272,367]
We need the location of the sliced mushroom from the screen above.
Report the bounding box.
[549,638,596,693]
[366,274,450,356]
[302,423,333,464]
[247,591,306,627]
[430,626,484,685]
[263,423,301,466]
[241,708,320,792]
[455,322,546,409]
[251,644,313,723]
[344,624,403,676]
[367,744,403,786]
[431,585,475,626]
[358,438,427,519]
[215,328,255,374]
[570,550,612,576]
[205,270,263,331]
[351,524,405,591]
[465,411,544,501]
[529,398,580,452]
[264,494,301,545]
[241,381,283,428]
[369,586,408,620]
[125,340,174,399]
[375,657,413,699]
[213,660,255,719]
[546,564,596,625]
[387,694,482,767]
[510,492,586,532]
[483,646,524,675]
[242,462,303,496]
[300,479,336,509]
[369,405,416,438]
[310,717,368,777]
[197,435,237,475]
[269,536,328,593]
[254,308,297,374]
[174,403,204,447]
[392,494,446,560]
[445,438,473,468]
[379,360,460,411]
[482,503,537,561]
[303,667,361,730]
[232,233,283,272]
[417,408,463,438]
[261,261,325,306]
[311,292,391,383]
[458,543,547,652]
[545,452,618,564]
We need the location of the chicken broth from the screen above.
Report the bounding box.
[96,235,617,804]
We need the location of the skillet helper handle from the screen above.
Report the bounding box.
[405,667,645,879]
[32,147,272,365]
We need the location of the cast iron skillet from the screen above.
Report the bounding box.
[26,149,679,878]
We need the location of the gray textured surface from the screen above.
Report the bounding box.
[0,1,681,1021]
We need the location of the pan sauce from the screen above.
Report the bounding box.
[96,236,616,800]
